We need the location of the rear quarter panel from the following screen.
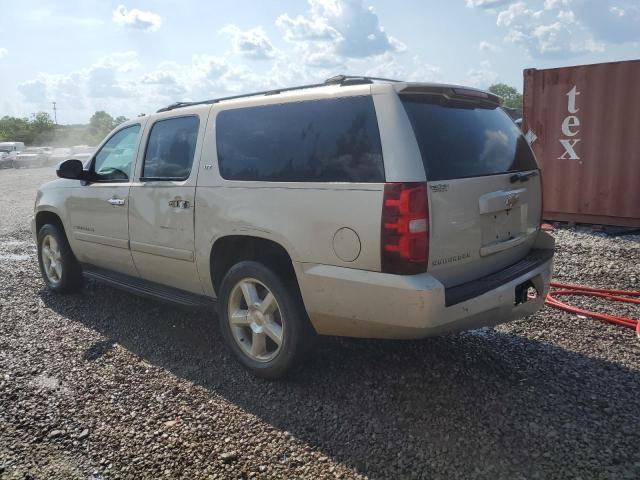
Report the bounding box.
[194,184,384,296]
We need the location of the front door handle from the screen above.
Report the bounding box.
[108,197,125,206]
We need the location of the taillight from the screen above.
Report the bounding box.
[381,182,429,274]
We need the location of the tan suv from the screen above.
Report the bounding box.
[32,75,554,378]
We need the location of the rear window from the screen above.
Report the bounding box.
[216,96,384,182]
[401,96,538,181]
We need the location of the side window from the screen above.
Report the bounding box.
[142,116,200,180]
[93,124,141,181]
[216,96,384,182]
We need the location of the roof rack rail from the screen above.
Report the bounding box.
[156,74,402,113]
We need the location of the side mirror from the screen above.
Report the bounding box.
[57,159,88,180]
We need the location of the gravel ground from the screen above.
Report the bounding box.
[1,167,639,479]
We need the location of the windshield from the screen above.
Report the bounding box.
[401,95,538,181]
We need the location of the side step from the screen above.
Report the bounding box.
[82,265,216,308]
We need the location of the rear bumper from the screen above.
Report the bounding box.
[298,231,554,339]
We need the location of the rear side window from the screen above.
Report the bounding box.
[401,96,538,181]
[216,96,384,182]
[143,116,199,180]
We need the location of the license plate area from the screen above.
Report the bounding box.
[481,207,523,245]
[478,188,528,255]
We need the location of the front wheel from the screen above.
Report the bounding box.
[218,261,315,379]
[37,224,84,293]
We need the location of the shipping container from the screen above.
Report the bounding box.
[523,60,640,227]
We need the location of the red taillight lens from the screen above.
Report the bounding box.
[381,182,429,274]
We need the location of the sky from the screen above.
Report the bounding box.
[0,0,638,124]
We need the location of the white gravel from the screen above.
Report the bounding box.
[1,167,639,479]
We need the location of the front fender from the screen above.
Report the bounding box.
[33,185,75,251]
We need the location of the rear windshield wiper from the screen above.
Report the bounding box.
[510,171,539,183]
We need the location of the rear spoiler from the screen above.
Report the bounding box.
[398,84,501,107]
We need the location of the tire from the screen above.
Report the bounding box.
[37,223,84,293]
[217,260,315,379]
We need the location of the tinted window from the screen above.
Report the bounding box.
[93,124,140,181]
[143,116,199,180]
[217,96,384,182]
[401,96,538,181]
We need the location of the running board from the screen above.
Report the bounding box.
[82,265,216,308]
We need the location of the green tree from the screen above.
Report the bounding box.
[0,113,55,145]
[0,111,131,146]
[88,111,115,138]
[30,112,56,144]
[488,83,523,109]
[113,115,129,127]
[0,116,31,143]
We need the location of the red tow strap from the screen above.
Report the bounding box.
[545,282,640,335]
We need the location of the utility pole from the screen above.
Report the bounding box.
[52,101,58,124]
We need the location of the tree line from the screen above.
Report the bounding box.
[0,111,130,147]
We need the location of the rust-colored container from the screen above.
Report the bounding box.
[523,60,640,227]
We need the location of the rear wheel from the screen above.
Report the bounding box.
[37,224,83,293]
[218,261,314,379]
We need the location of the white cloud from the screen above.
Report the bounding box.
[364,53,442,82]
[484,1,605,57]
[472,0,638,58]
[609,6,625,17]
[190,55,263,96]
[86,51,139,98]
[465,0,513,9]
[479,40,500,51]
[276,11,338,42]
[13,2,443,123]
[140,68,187,98]
[276,0,406,67]
[0,47,7,59]
[306,46,345,68]
[220,24,277,59]
[18,72,87,110]
[17,79,48,104]
[543,0,570,10]
[112,5,161,32]
[17,51,140,114]
[466,60,499,87]
[141,70,180,85]
[495,2,539,28]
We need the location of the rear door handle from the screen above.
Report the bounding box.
[108,197,125,206]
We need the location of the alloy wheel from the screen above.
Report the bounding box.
[41,234,63,285]
[227,278,284,362]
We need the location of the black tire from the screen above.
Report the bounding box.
[217,260,315,379]
[37,223,84,293]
